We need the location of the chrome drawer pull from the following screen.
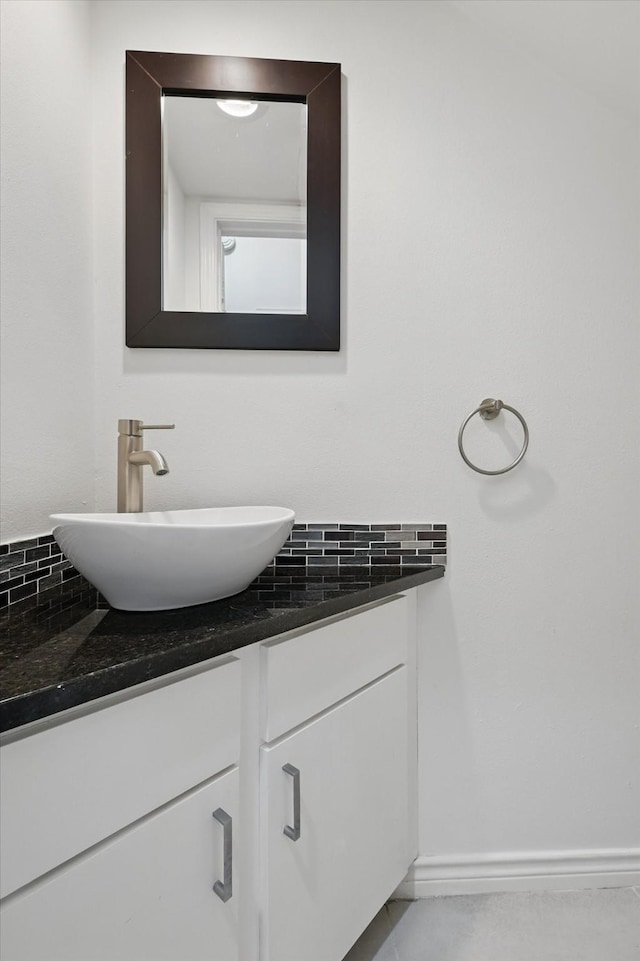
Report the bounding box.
[212,808,232,902]
[282,763,301,841]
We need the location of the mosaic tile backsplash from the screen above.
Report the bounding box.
[271,523,447,571]
[1,523,447,610]
[0,535,81,609]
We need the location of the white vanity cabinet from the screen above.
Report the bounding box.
[0,590,418,961]
[259,594,417,961]
[0,655,242,961]
[0,768,240,961]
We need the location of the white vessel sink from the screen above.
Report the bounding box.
[50,506,295,612]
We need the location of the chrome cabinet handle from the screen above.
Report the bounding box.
[212,808,232,902]
[282,763,301,841]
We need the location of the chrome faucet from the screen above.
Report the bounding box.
[117,419,175,512]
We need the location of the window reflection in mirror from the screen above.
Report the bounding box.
[162,95,307,314]
[222,236,306,313]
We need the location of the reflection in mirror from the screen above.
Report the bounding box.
[162,96,307,314]
[222,236,306,313]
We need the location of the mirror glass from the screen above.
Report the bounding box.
[163,96,307,314]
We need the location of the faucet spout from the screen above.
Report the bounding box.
[128,449,169,476]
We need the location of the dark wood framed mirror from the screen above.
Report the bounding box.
[125,51,341,350]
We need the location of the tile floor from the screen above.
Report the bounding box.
[343,888,640,961]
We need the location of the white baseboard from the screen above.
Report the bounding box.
[393,849,640,899]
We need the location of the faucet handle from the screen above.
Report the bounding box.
[118,419,175,436]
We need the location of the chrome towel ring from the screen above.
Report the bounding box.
[458,398,529,475]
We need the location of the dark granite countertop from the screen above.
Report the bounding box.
[0,565,444,734]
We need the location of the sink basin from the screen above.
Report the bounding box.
[50,506,295,612]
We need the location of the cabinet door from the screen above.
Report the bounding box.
[0,767,239,961]
[260,667,410,961]
[1,655,241,898]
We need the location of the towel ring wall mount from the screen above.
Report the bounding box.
[458,398,529,475]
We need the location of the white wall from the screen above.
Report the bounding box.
[0,0,95,539]
[2,0,638,887]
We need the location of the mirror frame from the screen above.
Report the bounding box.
[125,51,341,350]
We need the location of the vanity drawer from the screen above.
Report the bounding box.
[0,655,241,899]
[261,595,410,742]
